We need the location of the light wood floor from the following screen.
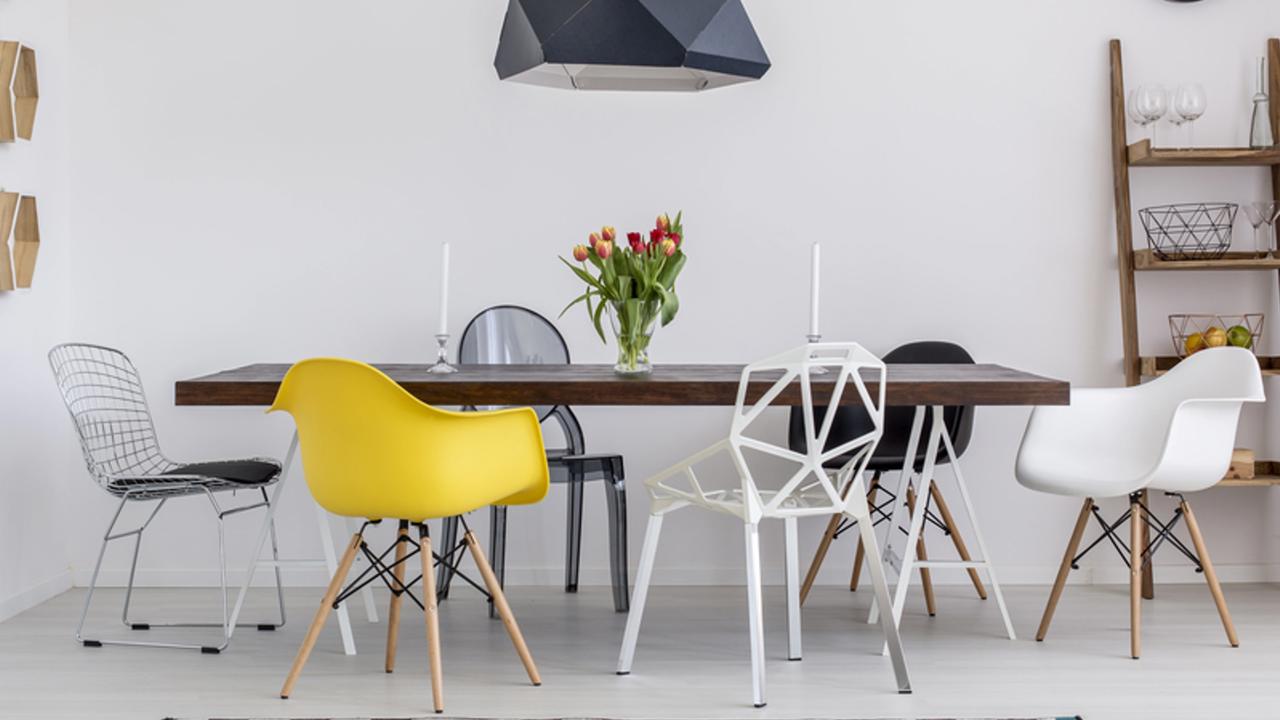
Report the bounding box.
[1,583,1277,719]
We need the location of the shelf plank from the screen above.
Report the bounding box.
[1127,139,1280,167]
[1141,355,1280,377]
[1133,249,1280,271]
[1218,476,1280,487]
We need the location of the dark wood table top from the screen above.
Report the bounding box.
[175,363,1068,408]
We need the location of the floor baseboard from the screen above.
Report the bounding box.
[0,570,74,622]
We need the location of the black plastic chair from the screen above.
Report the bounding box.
[789,341,988,612]
[436,305,630,613]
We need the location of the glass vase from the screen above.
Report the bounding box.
[606,300,659,375]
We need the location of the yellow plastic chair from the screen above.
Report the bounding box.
[269,358,549,713]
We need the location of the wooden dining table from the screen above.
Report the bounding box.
[176,361,1068,656]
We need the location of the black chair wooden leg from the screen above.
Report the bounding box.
[488,505,508,619]
[604,473,629,612]
[565,472,585,593]
[436,515,460,600]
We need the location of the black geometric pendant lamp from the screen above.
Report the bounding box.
[494,0,771,92]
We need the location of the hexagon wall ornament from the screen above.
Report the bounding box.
[495,0,771,92]
[0,41,38,142]
[0,191,17,291]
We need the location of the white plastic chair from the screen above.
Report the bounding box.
[1015,347,1264,658]
[616,343,911,707]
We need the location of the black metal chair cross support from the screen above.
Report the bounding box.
[332,519,493,612]
[829,484,951,543]
[1070,492,1204,573]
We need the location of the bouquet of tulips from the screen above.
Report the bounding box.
[561,212,687,373]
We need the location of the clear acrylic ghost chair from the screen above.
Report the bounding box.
[1016,346,1264,659]
[49,343,286,653]
[437,305,631,613]
[616,343,911,708]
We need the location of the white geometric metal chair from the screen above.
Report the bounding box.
[49,343,286,653]
[616,343,911,707]
[1016,346,1264,659]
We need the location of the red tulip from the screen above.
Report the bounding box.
[572,244,590,262]
[667,231,682,246]
[649,228,664,244]
[627,231,642,245]
[629,237,645,254]
[589,232,601,247]
[602,226,616,243]
[657,214,670,232]
[595,240,613,259]
[661,238,677,256]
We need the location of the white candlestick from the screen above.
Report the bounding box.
[808,242,821,339]
[438,242,451,336]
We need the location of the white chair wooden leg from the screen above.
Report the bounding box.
[744,522,767,708]
[617,514,664,674]
[783,516,802,661]
[314,500,356,655]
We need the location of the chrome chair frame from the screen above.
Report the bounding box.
[50,342,286,653]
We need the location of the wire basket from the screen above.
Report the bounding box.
[1139,203,1238,261]
[1169,314,1264,358]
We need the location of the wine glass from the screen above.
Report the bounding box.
[1128,84,1168,144]
[1173,84,1207,148]
[1245,201,1280,257]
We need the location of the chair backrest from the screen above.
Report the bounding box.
[269,358,550,520]
[787,340,975,468]
[459,305,568,423]
[731,343,886,521]
[48,343,175,490]
[1142,347,1264,492]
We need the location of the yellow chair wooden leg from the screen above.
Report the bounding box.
[385,521,410,673]
[464,530,541,686]
[419,526,445,714]
[281,533,362,699]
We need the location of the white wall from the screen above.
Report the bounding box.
[0,0,73,620]
[54,0,1280,592]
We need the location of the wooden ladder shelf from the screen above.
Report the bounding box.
[1110,38,1280,489]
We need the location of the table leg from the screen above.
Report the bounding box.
[882,406,942,643]
[227,433,296,638]
[315,501,358,655]
[868,407,925,626]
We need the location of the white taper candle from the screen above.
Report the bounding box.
[438,242,451,336]
[809,242,821,338]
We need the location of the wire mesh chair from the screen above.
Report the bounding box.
[616,343,911,708]
[437,305,631,612]
[49,342,287,653]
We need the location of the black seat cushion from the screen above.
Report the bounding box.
[163,460,280,486]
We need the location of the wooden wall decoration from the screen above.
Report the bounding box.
[0,191,16,291]
[0,41,38,142]
[13,195,39,288]
[14,46,38,140]
[0,42,17,143]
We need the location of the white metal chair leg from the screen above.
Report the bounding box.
[939,420,1016,640]
[744,521,767,708]
[850,483,912,693]
[617,513,664,674]
[783,516,802,661]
